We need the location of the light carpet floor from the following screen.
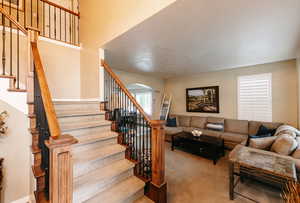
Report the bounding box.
[165,143,283,203]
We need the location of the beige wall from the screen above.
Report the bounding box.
[0,29,81,99]
[297,56,300,127]
[38,40,81,99]
[79,0,176,98]
[165,60,298,127]
[0,100,31,203]
[113,69,165,119]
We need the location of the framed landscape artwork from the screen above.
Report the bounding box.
[186,86,219,113]
[2,0,24,11]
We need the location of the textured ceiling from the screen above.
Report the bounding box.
[103,0,300,78]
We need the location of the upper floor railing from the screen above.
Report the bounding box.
[0,0,80,46]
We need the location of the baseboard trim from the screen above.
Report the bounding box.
[11,195,31,203]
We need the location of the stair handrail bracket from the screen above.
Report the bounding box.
[101,60,167,203]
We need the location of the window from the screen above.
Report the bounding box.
[134,92,153,115]
[238,73,272,122]
[128,83,153,116]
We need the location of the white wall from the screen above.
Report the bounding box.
[0,97,31,203]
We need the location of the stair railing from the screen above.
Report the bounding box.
[101,60,167,203]
[0,6,78,201]
[30,38,77,203]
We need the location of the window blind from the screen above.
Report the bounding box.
[238,73,272,122]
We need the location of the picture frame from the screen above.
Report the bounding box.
[2,0,24,11]
[186,86,220,113]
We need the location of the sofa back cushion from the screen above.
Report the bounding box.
[177,115,191,127]
[224,119,248,135]
[207,117,224,124]
[248,121,282,135]
[190,116,207,129]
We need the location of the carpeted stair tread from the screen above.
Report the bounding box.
[61,120,111,132]
[74,130,118,147]
[73,159,135,202]
[85,176,145,203]
[73,144,125,165]
[56,110,105,117]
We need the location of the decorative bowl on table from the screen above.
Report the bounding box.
[192,130,202,137]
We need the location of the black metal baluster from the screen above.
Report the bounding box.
[43,1,45,35]
[48,4,51,38]
[54,7,56,40]
[37,0,39,29]
[9,4,12,76]
[64,11,66,42]
[69,13,71,43]
[2,15,6,75]
[60,8,61,41]
[142,118,145,178]
[30,0,33,26]
[17,28,19,88]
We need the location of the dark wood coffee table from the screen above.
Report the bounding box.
[171,131,224,164]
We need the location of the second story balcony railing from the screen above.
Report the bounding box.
[0,0,80,45]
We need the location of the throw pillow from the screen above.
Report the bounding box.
[271,134,298,155]
[275,125,300,136]
[206,123,224,131]
[249,136,277,150]
[166,117,177,127]
[275,129,296,138]
[256,125,276,137]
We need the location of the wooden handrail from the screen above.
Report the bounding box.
[31,42,61,139]
[0,7,28,35]
[101,60,152,124]
[40,0,80,17]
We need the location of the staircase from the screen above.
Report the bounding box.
[54,101,152,203]
[0,1,166,203]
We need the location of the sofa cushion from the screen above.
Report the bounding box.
[190,116,207,129]
[249,136,277,150]
[207,117,224,124]
[224,119,248,135]
[165,126,183,136]
[221,132,248,144]
[248,121,282,135]
[201,129,221,138]
[271,134,298,155]
[177,116,191,127]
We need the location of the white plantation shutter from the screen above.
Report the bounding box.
[238,73,272,122]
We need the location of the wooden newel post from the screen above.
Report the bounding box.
[46,135,78,203]
[149,120,167,203]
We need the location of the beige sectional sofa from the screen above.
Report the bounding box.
[165,115,282,149]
